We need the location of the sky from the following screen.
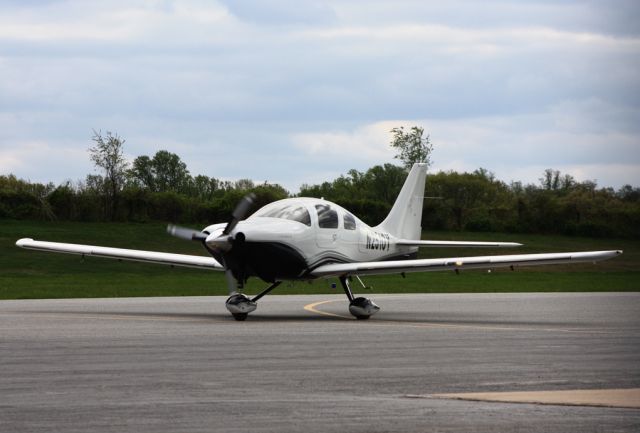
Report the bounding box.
[1,0,639,192]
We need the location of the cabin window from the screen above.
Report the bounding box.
[255,204,311,226]
[343,212,356,230]
[315,204,338,229]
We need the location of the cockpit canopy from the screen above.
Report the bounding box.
[251,201,311,226]
[250,198,360,230]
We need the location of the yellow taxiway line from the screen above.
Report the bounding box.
[303,300,353,319]
[303,298,613,334]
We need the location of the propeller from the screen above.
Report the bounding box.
[167,192,257,244]
[167,193,258,295]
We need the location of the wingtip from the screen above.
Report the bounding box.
[16,238,34,248]
[500,242,523,247]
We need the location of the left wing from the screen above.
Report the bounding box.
[16,238,224,270]
[310,250,622,278]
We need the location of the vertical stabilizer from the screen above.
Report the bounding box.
[375,163,427,240]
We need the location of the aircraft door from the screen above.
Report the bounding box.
[314,204,339,248]
[341,211,359,255]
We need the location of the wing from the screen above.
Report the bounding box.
[310,250,622,278]
[397,239,522,248]
[16,238,224,271]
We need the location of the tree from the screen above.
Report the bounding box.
[89,130,128,220]
[560,174,576,190]
[618,184,640,202]
[190,175,220,200]
[151,150,190,193]
[389,126,434,170]
[540,169,561,190]
[235,178,255,191]
[361,164,406,204]
[129,150,190,193]
[129,155,155,191]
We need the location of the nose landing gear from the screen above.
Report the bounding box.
[225,281,282,321]
[225,294,256,321]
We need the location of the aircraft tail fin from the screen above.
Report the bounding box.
[375,163,427,240]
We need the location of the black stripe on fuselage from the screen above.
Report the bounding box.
[210,240,418,282]
[303,251,418,278]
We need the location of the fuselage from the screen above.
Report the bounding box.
[202,197,418,283]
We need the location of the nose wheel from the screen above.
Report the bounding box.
[225,294,256,321]
[224,281,282,321]
[340,276,379,319]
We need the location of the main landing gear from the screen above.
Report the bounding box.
[224,277,379,321]
[339,276,379,320]
[225,281,282,321]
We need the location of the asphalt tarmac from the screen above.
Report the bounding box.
[1,293,639,433]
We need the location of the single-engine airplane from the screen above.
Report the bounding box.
[16,163,622,320]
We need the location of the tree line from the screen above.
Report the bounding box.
[1,131,289,224]
[1,129,639,238]
[300,165,640,238]
[0,172,289,225]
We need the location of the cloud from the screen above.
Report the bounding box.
[289,96,640,189]
[0,1,236,43]
[219,0,337,26]
[2,1,637,122]
[0,140,90,183]
[328,0,640,37]
[292,123,396,162]
[0,0,638,193]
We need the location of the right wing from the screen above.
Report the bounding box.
[16,238,224,271]
[396,239,522,248]
[310,250,622,278]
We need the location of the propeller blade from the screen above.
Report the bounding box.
[222,193,256,235]
[167,224,208,242]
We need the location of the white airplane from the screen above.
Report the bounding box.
[16,163,622,320]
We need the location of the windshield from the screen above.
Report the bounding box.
[254,203,311,226]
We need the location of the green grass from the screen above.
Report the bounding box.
[1,220,638,299]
